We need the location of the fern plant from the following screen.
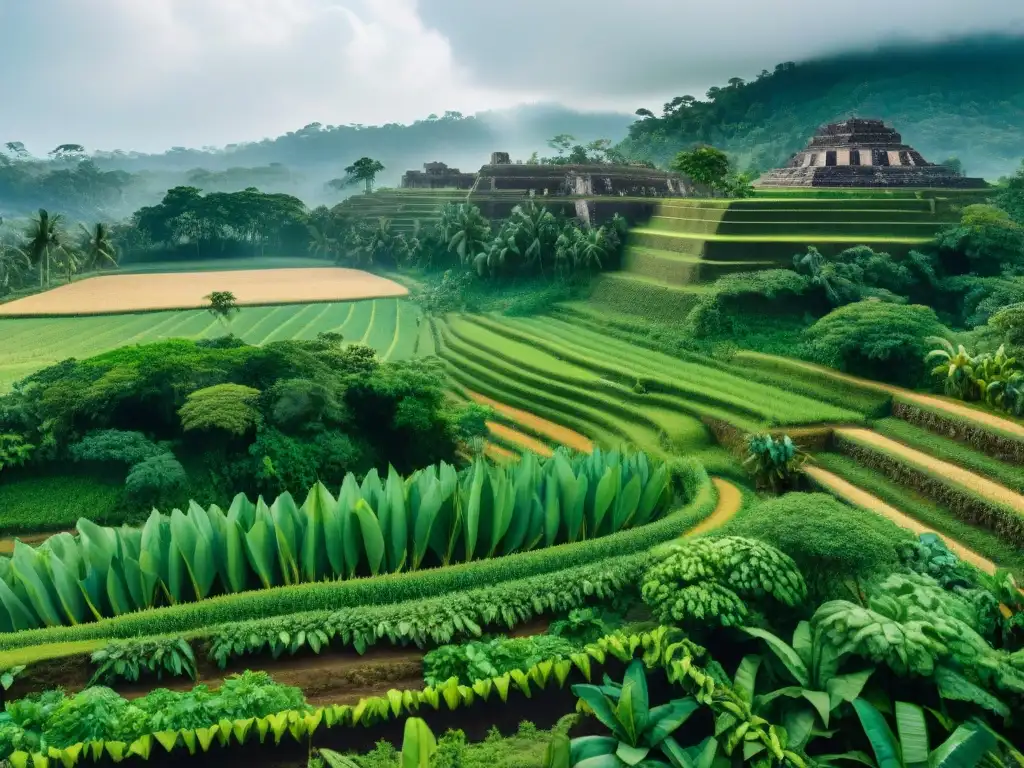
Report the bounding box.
[641,537,807,628]
[89,638,197,685]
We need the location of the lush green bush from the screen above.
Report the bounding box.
[123,452,187,509]
[686,269,817,338]
[803,300,948,386]
[666,456,709,503]
[641,536,806,628]
[936,204,1024,277]
[793,245,938,307]
[68,431,163,466]
[90,637,196,685]
[725,492,909,598]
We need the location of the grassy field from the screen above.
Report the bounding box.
[0,297,424,392]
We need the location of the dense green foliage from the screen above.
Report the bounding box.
[0,447,671,631]
[90,637,197,685]
[423,634,578,687]
[726,493,909,599]
[743,433,806,493]
[641,537,806,628]
[0,336,475,514]
[0,671,305,758]
[804,301,948,386]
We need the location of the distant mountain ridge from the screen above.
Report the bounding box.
[620,34,1024,181]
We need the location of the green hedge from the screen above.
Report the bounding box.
[891,399,1024,466]
[0,478,717,653]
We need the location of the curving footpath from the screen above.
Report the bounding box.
[486,421,554,458]
[805,465,997,574]
[836,428,1024,513]
[685,478,743,538]
[464,389,595,453]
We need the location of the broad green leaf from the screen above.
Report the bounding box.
[852,698,901,768]
[463,460,484,561]
[11,544,62,626]
[353,499,386,575]
[644,699,700,747]
[827,668,874,709]
[411,476,443,569]
[300,483,332,582]
[400,717,437,768]
[929,725,995,768]
[543,474,560,547]
[591,466,617,536]
[613,474,642,530]
[570,736,619,764]
[733,655,760,706]
[802,689,833,728]
[894,702,928,768]
[742,627,810,687]
[385,467,409,572]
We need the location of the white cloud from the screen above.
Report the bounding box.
[0,0,523,154]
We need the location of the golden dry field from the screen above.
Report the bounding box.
[0,267,408,317]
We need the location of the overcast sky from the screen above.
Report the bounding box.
[2,0,1024,155]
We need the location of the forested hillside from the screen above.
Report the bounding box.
[620,35,1024,180]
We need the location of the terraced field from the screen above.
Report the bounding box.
[431,311,869,480]
[617,193,983,287]
[0,297,424,392]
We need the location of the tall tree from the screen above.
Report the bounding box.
[23,209,72,288]
[78,223,118,271]
[343,157,386,194]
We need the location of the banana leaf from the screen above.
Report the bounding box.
[300,483,333,582]
[338,474,362,578]
[462,460,485,562]
[243,501,280,590]
[384,466,409,573]
[352,499,386,576]
[320,483,346,577]
[10,543,63,627]
[543,474,560,547]
[612,474,643,531]
[0,573,39,630]
[270,493,301,585]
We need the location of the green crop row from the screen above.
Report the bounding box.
[587,273,708,322]
[0,473,125,538]
[444,317,754,429]
[833,432,1024,547]
[435,321,714,453]
[872,419,1024,493]
[645,216,942,238]
[3,625,787,768]
[0,477,716,652]
[0,449,672,632]
[550,305,888,419]
[461,313,859,427]
[653,206,948,224]
[810,453,1024,580]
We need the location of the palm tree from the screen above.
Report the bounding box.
[437,203,491,266]
[78,223,118,272]
[925,337,980,401]
[359,218,402,266]
[23,209,72,288]
[307,223,339,260]
[509,201,556,274]
[573,226,611,272]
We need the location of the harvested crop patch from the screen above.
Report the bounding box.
[0,268,408,317]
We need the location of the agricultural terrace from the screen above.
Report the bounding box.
[0,267,407,316]
[0,296,426,392]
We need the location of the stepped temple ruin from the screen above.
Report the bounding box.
[756,118,987,188]
[400,152,692,197]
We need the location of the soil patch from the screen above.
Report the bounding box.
[487,421,554,457]
[466,390,594,453]
[0,268,407,317]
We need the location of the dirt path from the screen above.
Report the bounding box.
[837,428,1024,512]
[465,390,594,453]
[685,478,743,538]
[484,443,518,463]
[805,465,997,574]
[486,421,554,457]
[0,530,71,555]
[738,351,1024,440]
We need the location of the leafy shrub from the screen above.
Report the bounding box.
[686,269,815,337]
[422,634,577,686]
[743,433,806,493]
[936,204,1024,276]
[68,430,163,466]
[666,456,709,504]
[640,536,806,627]
[793,245,937,307]
[123,452,187,509]
[0,434,34,474]
[898,533,977,591]
[726,493,908,599]
[804,300,948,386]
[178,383,261,436]
[548,607,623,645]
[90,637,197,684]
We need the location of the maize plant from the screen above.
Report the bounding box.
[0,447,670,631]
